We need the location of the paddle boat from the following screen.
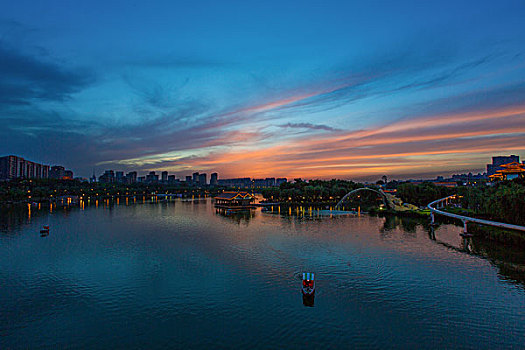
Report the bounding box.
[301,272,315,296]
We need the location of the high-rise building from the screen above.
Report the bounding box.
[0,155,19,180]
[126,171,137,183]
[0,155,51,180]
[192,172,199,184]
[24,161,35,178]
[16,157,25,178]
[161,171,168,183]
[185,175,192,184]
[198,173,207,186]
[487,155,520,175]
[99,170,115,183]
[42,165,49,179]
[49,166,66,179]
[116,171,125,183]
[146,171,159,183]
[210,173,218,186]
[168,175,176,184]
[34,163,42,179]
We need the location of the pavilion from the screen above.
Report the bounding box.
[214,191,256,209]
[488,162,525,181]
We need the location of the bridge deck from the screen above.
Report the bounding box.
[428,195,525,232]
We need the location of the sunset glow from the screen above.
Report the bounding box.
[2,1,525,180]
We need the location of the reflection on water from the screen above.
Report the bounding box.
[215,207,256,225]
[302,293,315,307]
[0,198,524,349]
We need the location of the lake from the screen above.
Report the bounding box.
[1,198,524,349]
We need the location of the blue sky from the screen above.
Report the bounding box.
[1,0,525,179]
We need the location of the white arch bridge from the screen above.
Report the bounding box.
[335,188,392,210]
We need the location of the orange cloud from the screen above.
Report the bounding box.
[177,104,525,179]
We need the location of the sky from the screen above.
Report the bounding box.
[1,0,525,181]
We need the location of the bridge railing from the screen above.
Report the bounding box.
[335,187,389,210]
[428,195,525,232]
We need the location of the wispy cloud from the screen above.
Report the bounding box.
[0,41,94,107]
[278,122,341,132]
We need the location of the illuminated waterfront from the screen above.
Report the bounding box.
[1,198,524,348]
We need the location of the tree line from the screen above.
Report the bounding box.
[0,179,220,203]
[396,179,525,226]
[261,179,362,204]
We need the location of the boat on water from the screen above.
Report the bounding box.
[302,272,315,296]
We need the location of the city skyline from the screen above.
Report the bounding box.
[4,152,524,185]
[1,1,525,180]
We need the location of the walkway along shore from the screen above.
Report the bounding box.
[428,195,525,233]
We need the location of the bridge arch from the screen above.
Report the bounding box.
[335,188,390,210]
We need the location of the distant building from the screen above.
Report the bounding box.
[99,170,115,183]
[210,173,218,186]
[253,179,267,188]
[487,155,519,175]
[49,166,66,179]
[42,165,50,179]
[489,162,525,181]
[64,170,74,180]
[218,178,252,188]
[265,178,276,187]
[161,171,168,183]
[450,172,486,182]
[198,173,207,186]
[0,155,20,180]
[116,171,125,183]
[192,172,199,184]
[0,155,51,180]
[253,178,276,188]
[185,175,192,184]
[146,171,159,183]
[276,178,287,186]
[137,176,145,183]
[126,171,137,183]
[167,175,176,184]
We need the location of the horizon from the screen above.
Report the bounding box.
[2,151,518,183]
[2,1,525,180]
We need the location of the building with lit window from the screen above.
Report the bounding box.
[488,162,525,181]
[0,155,51,180]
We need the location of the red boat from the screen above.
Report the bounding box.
[302,273,315,296]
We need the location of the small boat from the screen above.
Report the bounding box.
[302,272,315,296]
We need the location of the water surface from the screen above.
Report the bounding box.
[1,198,524,349]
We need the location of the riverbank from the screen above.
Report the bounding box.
[429,204,525,247]
[369,207,431,218]
[468,224,525,248]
